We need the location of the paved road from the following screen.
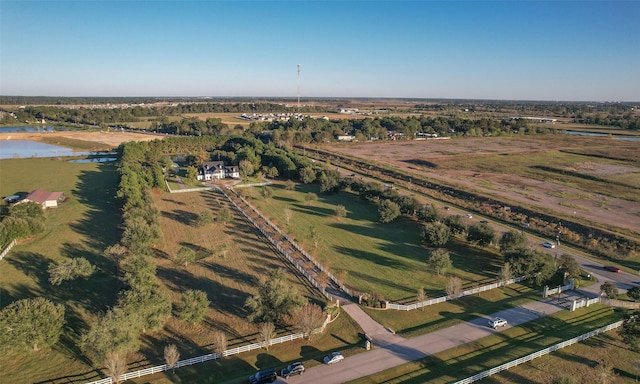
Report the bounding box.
[285,295,571,384]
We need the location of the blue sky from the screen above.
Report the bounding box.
[1,1,639,101]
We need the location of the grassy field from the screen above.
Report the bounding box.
[434,149,640,203]
[0,161,362,384]
[349,306,629,384]
[363,283,540,338]
[237,182,507,302]
[0,158,122,384]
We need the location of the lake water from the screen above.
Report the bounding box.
[0,125,67,133]
[564,130,640,141]
[0,140,91,159]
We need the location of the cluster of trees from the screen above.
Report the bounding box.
[0,201,46,249]
[81,141,172,369]
[0,101,331,128]
[244,269,326,340]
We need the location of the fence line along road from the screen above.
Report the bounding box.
[386,276,528,311]
[452,320,624,384]
[86,316,332,384]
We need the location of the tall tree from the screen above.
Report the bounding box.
[287,303,325,339]
[600,282,618,299]
[559,253,581,280]
[217,207,233,224]
[175,246,196,267]
[416,287,426,310]
[245,269,306,324]
[82,307,140,362]
[177,289,210,324]
[467,223,495,246]
[500,262,513,283]
[421,222,451,247]
[213,331,228,359]
[507,249,555,286]
[446,276,463,299]
[299,166,316,184]
[499,230,528,254]
[104,351,127,384]
[427,249,452,276]
[259,322,276,350]
[164,344,180,373]
[48,257,96,285]
[627,286,640,302]
[378,200,401,223]
[620,311,640,352]
[0,297,65,352]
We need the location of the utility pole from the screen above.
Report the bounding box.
[297,64,301,113]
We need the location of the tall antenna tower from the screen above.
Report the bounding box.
[297,64,301,112]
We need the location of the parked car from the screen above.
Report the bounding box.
[323,351,344,365]
[479,220,488,224]
[249,369,277,384]
[281,362,305,378]
[541,241,556,249]
[488,317,508,329]
[464,213,473,218]
[603,265,622,273]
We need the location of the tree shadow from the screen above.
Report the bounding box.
[162,209,199,226]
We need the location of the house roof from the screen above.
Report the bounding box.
[25,189,64,204]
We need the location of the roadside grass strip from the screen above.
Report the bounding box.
[348,305,623,384]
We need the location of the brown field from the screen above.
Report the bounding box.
[321,135,640,236]
[0,130,162,148]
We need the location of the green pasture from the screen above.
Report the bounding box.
[363,283,540,338]
[238,182,506,302]
[349,305,625,384]
[0,158,122,383]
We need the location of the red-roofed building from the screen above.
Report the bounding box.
[22,189,66,209]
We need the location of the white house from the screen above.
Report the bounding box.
[197,161,240,181]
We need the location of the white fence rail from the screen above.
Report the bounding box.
[452,320,624,384]
[0,239,16,260]
[86,316,332,384]
[220,188,334,301]
[386,276,528,311]
[86,332,308,384]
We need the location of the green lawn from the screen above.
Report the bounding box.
[349,305,626,384]
[0,158,122,384]
[239,182,506,302]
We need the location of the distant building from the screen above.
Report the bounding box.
[336,108,359,114]
[21,189,65,209]
[337,135,356,141]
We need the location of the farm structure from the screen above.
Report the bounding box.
[20,189,65,208]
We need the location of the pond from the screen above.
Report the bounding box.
[0,125,68,133]
[0,140,92,159]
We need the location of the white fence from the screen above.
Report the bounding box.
[86,332,306,384]
[452,320,624,384]
[222,187,353,300]
[386,276,528,311]
[543,280,575,298]
[0,239,16,260]
[572,297,640,311]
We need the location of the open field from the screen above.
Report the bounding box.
[0,130,162,149]
[350,306,630,384]
[0,158,122,384]
[238,182,507,302]
[0,162,361,384]
[321,135,640,237]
